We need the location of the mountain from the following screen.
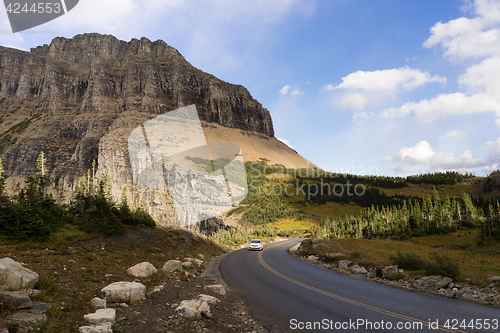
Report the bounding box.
[0,33,313,225]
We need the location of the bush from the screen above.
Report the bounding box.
[425,252,461,280]
[389,251,427,271]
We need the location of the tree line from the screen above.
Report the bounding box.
[309,187,499,243]
[0,152,155,242]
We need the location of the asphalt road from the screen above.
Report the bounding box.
[220,238,500,333]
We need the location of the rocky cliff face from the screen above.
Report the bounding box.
[0,33,274,225]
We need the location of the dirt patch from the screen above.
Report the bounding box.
[0,226,268,332]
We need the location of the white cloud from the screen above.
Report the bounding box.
[459,57,500,94]
[423,0,500,61]
[279,85,303,96]
[340,93,367,110]
[322,66,446,92]
[386,140,486,172]
[482,137,500,156]
[439,130,465,141]
[279,85,292,95]
[496,119,500,129]
[381,92,500,121]
[1,0,315,74]
[277,137,296,149]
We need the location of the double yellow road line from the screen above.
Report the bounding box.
[258,241,465,333]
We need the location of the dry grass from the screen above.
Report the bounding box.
[0,226,224,333]
[377,181,475,199]
[295,202,364,219]
[309,229,500,285]
[269,218,319,231]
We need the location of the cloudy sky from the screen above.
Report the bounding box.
[1,0,500,176]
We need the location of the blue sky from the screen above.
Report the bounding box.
[2,0,500,177]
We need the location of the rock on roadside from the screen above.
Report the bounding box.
[412,276,452,291]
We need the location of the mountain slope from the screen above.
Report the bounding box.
[0,33,314,225]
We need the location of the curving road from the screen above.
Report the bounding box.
[220,238,500,333]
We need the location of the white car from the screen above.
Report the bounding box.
[248,239,263,251]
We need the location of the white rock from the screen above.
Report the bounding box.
[193,259,203,266]
[91,297,106,310]
[175,299,211,318]
[101,282,146,304]
[412,276,452,291]
[83,308,116,325]
[153,285,164,293]
[162,260,183,273]
[349,265,368,275]
[198,301,212,318]
[198,294,219,305]
[487,276,500,283]
[182,261,192,268]
[79,323,112,333]
[198,254,205,260]
[338,260,352,270]
[0,257,39,290]
[127,262,157,278]
[204,284,226,295]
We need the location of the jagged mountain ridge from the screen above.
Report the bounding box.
[0,33,273,178]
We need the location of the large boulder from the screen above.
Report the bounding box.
[0,258,39,290]
[83,308,116,325]
[127,262,157,278]
[101,282,146,304]
[162,260,183,273]
[412,276,452,291]
[175,299,211,318]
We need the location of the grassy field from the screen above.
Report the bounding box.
[377,181,476,199]
[302,229,500,286]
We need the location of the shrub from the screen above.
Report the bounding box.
[389,251,427,271]
[425,252,461,280]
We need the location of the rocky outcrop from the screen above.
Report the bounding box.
[0,33,275,226]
